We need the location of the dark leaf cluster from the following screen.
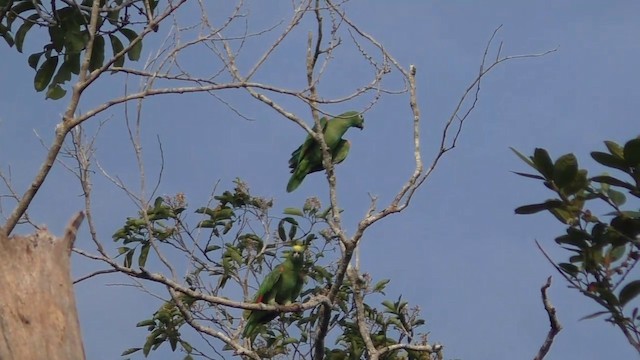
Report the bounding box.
[513,137,640,340]
[0,0,152,99]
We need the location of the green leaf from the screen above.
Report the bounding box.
[195,206,214,216]
[138,242,151,267]
[196,220,214,228]
[64,28,86,54]
[623,138,640,166]
[591,151,629,172]
[598,288,619,307]
[109,34,125,67]
[149,0,159,12]
[27,51,44,70]
[117,246,130,255]
[551,207,577,224]
[143,335,154,356]
[563,169,588,196]
[533,148,554,179]
[605,140,624,158]
[282,337,298,345]
[608,246,626,263]
[52,60,72,84]
[579,311,609,321]
[48,25,65,52]
[225,246,243,264]
[153,196,164,209]
[620,280,640,307]
[283,207,304,217]
[7,1,36,29]
[558,263,579,277]
[204,244,220,253]
[381,300,395,312]
[65,52,81,74]
[107,6,121,25]
[119,28,142,61]
[277,217,298,241]
[311,265,332,281]
[15,13,39,53]
[373,279,390,293]
[121,348,142,356]
[591,175,635,191]
[288,223,297,240]
[34,56,58,92]
[511,171,545,180]
[555,228,589,249]
[45,84,66,100]
[553,153,578,188]
[611,216,640,242]
[607,188,626,207]
[180,340,193,353]
[89,35,105,71]
[510,147,536,169]
[124,249,134,268]
[0,23,14,47]
[515,200,563,215]
[278,221,287,241]
[304,233,316,245]
[136,319,156,327]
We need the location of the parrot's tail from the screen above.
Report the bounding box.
[242,322,255,338]
[286,173,305,193]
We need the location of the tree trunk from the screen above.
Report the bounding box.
[0,212,86,360]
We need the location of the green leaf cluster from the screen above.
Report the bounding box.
[112,196,184,268]
[513,137,640,332]
[121,294,196,359]
[325,293,427,360]
[1,0,148,99]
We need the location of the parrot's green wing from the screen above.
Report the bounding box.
[288,117,328,171]
[332,139,351,164]
[286,111,363,193]
[306,139,350,174]
[253,265,284,304]
[242,265,283,338]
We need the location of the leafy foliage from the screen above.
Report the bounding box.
[111,180,429,359]
[513,137,640,343]
[0,0,152,99]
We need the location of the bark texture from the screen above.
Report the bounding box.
[0,212,85,360]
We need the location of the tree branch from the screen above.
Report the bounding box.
[533,277,562,360]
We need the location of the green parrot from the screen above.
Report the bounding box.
[242,244,306,339]
[287,111,364,193]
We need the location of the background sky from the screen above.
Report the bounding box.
[1,1,639,359]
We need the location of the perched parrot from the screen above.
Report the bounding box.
[287,111,364,193]
[242,244,306,339]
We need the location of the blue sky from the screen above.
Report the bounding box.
[1,1,639,359]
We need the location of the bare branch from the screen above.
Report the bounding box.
[533,277,562,360]
[73,268,119,284]
[348,267,378,359]
[72,247,329,313]
[168,287,261,360]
